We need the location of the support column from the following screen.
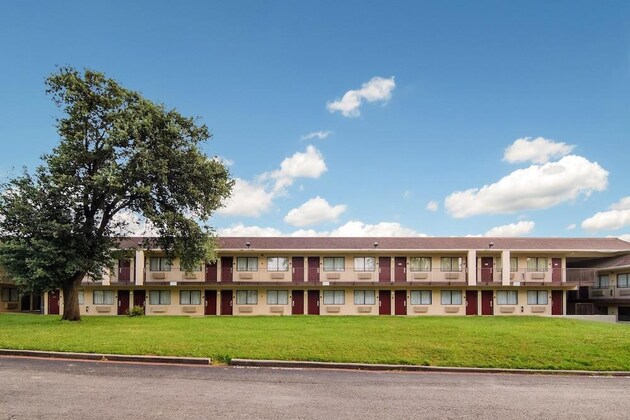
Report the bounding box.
[467,250,477,285]
[501,250,511,286]
[135,249,144,286]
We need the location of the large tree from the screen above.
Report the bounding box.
[0,67,233,321]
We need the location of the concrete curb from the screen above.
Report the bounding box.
[230,358,630,377]
[0,349,211,365]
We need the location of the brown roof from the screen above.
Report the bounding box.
[570,253,630,270]
[115,236,630,251]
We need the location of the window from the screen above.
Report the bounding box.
[267,290,289,305]
[618,274,629,288]
[497,290,518,305]
[180,290,201,305]
[353,290,375,305]
[354,257,375,272]
[441,257,463,272]
[510,257,518,272]
[78,290,84,305]
[323,257,345,272]
[526,257,548,272]
[267,257,289,272]
[149,257,171,272]
[410,257,432,272]
[237,257,258,272]
[440,290,462,305]
[410,290,432,305]
[1,287,18,302]
[595,275,609,289]
[93,290,114,305]
[527,290,548,305]
[149,290,171,305]
[323,290,345,305]
[236,290,258,305]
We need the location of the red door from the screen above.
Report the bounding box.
[221,257,233,283]
[48,290,60,315]
[379,290,391,315]
[220,290,233,315]
[292,257,304,282]
[466,290,478,315]
[551,290,563,315]
[292,291,304,315]
[394,257,406,282]
[205,290,217,315]
[394,290,406,315]
[552,258,562,283]
[118,259,131,283]
[205,262,217,283]
[117,290,130,315]
[481,290,493,315]
[133,290,146,312]
[480,257,493,283]
[307,290,320,315]
[379,257,391,283]
[307,257,320,283]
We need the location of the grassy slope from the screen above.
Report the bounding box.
[0,314,628,370]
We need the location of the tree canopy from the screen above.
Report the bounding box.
[0,67,233,320]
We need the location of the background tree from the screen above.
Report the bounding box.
[0,67,233,321]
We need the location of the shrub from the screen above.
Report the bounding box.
[127,306,145,317]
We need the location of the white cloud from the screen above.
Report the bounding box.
[426,200,438,212]
[485,221,535,237]
[110,210,159,237]
[445,155,608,218]
[216,178,274,217]
[619,234,630,242]
[301,130,332,141]
[581,196,630,231]
[327,76,396,117]
[218,224,282,237]
[265,145,327,193]
[566,223,576,230]
[503,137,575,164]
[284,197,347,227]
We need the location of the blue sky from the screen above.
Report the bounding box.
[1,1,629,238]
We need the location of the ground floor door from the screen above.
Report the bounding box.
[133,290,146,311]
[619,307,630,322]
[220,290,233,315]
[394,290,406,315]
[117,290,130,315]
[292,291,304,315]
[379,290,391,315]
[48,290,60,315]
[205,290,217,315]
[466,290,478,315]
[551,290,563,315]
[481,290,493,315]
[307,290,320,315]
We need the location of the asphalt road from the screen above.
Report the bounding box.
[0,356,629,419]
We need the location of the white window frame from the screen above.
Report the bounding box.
[267,257,289,272]
[497,290,518,305]
[410,290,432,305]
[440,290,462,305]
[353,257,375,272]
[236,290,258,305]
[267,290,289,305]
[323,290,345,305]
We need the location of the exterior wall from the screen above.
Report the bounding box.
[146,288,204,316]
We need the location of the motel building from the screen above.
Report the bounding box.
[1,237,630,321]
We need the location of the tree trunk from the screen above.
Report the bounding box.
[61,271,86,321]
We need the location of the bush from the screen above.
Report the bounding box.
[127,306,145,317]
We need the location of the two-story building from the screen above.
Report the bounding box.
[2,237,629,319]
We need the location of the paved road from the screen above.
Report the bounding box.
[1,356,629,419]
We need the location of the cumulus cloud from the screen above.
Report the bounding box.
[217,224,283,237]
[581,196,630,231]
[327,76,396,117]
[619,234,630,242]
[445,155,608,218]
[216,178,274,217]
[301,130,332,141]
[284,197,347,227]
[264,145,327,193]
[503,137,575,164]
[485,221,535,237]
[218,220,426,237]
[426,200,438,212]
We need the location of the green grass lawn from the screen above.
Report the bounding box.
[0,314,629,370]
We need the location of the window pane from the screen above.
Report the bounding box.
[278,290,288,305]
[527,291,536,305]
[354,290,364,305]
[354,258,365,271]
[527,258,536,271]
[618,274,629,288]
[510,257,518,272]
[180,291,190,305]
[248,258,258,271]
[78,290,84,305]
[365,258,375,271]
[441,290,451,305]
[149,291,159,305]
[236,290,247,304]
[323,290,334,305]
[441,258,451,271]
[323,258,334,271]
[537,291,548,305]
[267,257,277,271]
[365,290,375,304]
[497,291,507,305]
[451,291,462,305]
[103,291,114,305]
[335,257,345,271]
[150,258,160,271]
[538,258,548,271]
[334,290,345,304]
[237,258,248,271]
[410,290,421,305]
[278,258,288,271]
